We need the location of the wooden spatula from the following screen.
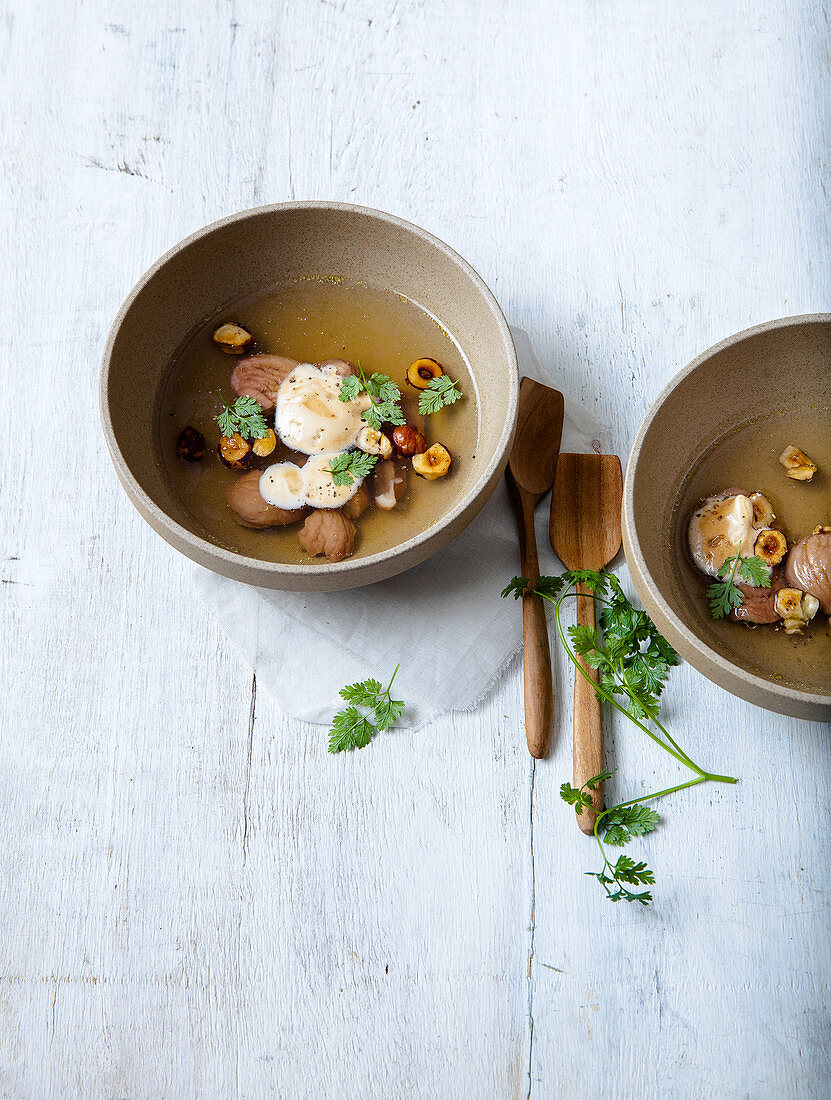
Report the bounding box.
[550,453,622,832]
[506,378,565,759]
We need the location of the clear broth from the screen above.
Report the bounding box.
[674,407,831,695]
[157,278,479,564]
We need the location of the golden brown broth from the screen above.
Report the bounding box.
[674,408,831,694]
[157,279,479,564]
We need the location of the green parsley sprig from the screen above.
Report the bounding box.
[502,570,737,904]
[215,391,269,440]
[327,450,379,487]
[706,547,771,619]
[339,362,407,431]
[417,374,463,415]
[328,666,406,752]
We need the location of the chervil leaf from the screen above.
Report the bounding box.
[612,854,655,886]
[215,392,269,440]
[418,374,463,415]
[328,707,376,752]
[339,678,383,706]
[373,696,405,731]
[501,576,530,600]
[560,782,590,809]
[328,667,404,751]
[603,825,631,847]
[339,374,363,402]
[365,373,402,404]
[584,769,615,791]
[737,555,771,588]
[327,450,379,486]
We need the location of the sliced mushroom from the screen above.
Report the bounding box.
[687,491,756,577]
[302,453,366,509]
[372,460,407,510]
[259,462,307,511]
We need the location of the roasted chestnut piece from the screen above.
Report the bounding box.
[753,528,788,566]
[176,426,206,463]
[252,428,278,458]
[218,433,253,469]
[774,587,820,634]
[406,357,443,390]
[212,322,253,355]
[779,444,817,481]
[412,443,452,480]
[356,426,393,459]
[391,424,427,457]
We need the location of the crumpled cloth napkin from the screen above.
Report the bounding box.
[195,328,606,728]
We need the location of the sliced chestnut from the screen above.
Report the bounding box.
[406,357,443,390]
[176,426,206,463]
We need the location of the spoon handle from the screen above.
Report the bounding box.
[573,583,604,832]
[515,489,554,759]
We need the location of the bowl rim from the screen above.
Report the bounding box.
[100,200,519,578]
[623,312,831,712]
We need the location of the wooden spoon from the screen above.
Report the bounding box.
[506,378,565,759]
[550,453,622,832]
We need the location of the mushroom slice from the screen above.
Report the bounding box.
[687,492,756,577]
[259,462,307,511]
[302,453,364,509]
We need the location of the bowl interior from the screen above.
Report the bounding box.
[627,317,831,714]
[102,204,517,587]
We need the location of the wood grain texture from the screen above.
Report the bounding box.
[551,453,623,831]
[1,1,830,1097]
[508,380,565,759]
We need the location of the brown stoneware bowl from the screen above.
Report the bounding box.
[100,202,518,591]
[623,314,831,721]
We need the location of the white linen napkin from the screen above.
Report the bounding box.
[195,328,607,727]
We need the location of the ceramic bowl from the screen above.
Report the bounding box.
[100,202,518,591]
[623,314,831,721]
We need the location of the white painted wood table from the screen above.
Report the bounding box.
[2,2,829,1096]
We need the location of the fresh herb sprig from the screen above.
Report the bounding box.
[327,450,379,487]
[502,570,737,904]
[215,391,269,440]
[418,374,463,415]
[339,362,407,430]
[706,547,771,619]
[328,666,405,752]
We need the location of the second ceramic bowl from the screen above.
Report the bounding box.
[623,314,831,721]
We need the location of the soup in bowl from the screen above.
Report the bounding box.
[100,203,518,591]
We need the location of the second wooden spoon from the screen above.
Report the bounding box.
[550,452,623,833]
